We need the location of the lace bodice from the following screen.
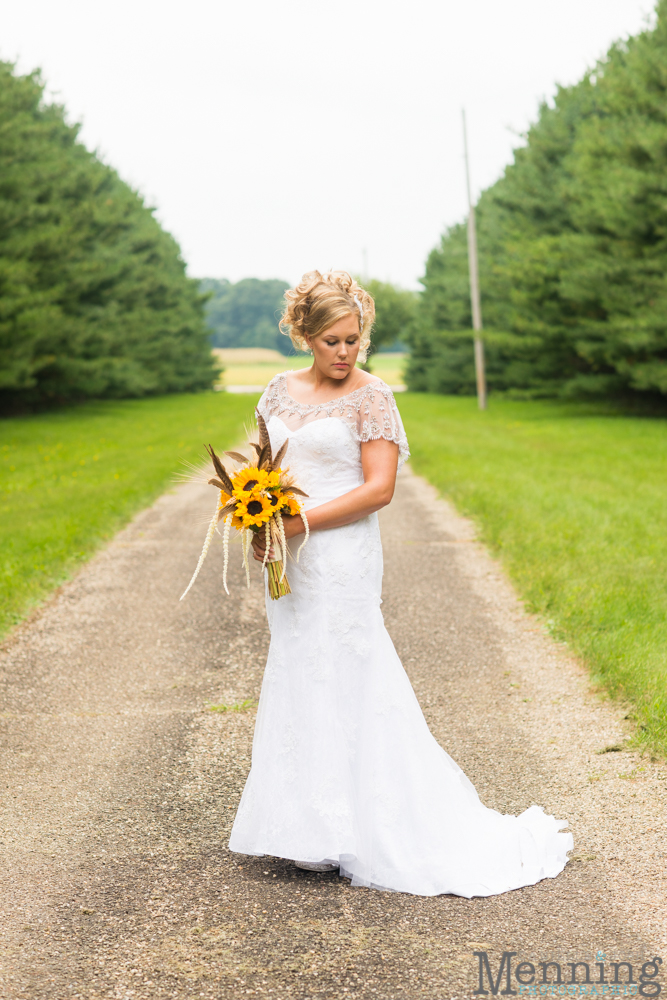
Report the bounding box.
[257,372,410,468]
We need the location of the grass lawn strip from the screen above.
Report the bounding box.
[0,392,258,639]
[399,394,667,756]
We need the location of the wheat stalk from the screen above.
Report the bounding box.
[180,494,221,601]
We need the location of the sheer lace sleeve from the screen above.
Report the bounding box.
[257,376,287,424]
[256,373,410,469]
[354,380,410,467]
[256,383,273,421]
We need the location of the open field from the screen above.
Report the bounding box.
[213,348,407,388]
[0,392,258,639]
[399,394,667,754]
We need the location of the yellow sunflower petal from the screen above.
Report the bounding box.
[232,467,268,495]
[235,492,274,528]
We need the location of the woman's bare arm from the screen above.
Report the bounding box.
[252,437,399,561]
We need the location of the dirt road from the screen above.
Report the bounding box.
[1,466,665,1000]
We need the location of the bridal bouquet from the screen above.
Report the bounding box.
[180,412,309,601]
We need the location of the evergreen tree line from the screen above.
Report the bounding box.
[407,0,667,400]
[200,276,414,357]
[0,62,216,410]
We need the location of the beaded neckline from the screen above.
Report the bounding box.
[275,371,391,412]
[261,371,410,466]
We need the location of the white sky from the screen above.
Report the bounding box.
[1,0,655,289]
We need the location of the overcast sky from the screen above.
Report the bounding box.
[2,0,655,289]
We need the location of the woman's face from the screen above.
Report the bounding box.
[305,312,361,381]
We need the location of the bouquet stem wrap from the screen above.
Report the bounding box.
[267,559,291,599]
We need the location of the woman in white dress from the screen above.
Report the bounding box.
[228,270,572,897]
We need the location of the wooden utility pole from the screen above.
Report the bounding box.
[462,109,487,410]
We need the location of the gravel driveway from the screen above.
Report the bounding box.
[0,465,665,999]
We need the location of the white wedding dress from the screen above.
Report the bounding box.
[229,373,572,897]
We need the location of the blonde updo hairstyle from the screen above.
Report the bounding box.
[279,270,375,362]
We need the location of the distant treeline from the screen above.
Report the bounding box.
[407,0,667,400]
[201,276,415,356]
[201,278,292,354]
[0,62,216,410]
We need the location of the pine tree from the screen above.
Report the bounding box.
[0,62,216,408]
[410,0,667,400]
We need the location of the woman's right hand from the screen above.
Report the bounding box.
[251,530,274,563]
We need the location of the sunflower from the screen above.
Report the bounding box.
[182,419,309,604]
[235,492,274,528]
[281,493,303,517]
[231,511,246,530]
[232,466,268,497]
[266,490,302,517]
[264,490,285,514]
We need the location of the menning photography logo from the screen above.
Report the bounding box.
[472,951,664,997]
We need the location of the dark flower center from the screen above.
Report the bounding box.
[247,500,264,516]
[269,494,279,506]
[244,479,258,491]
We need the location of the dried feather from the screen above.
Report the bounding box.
[271,439,289,471]
[257,442,272,470]
[207,477,227,490]
[217,501,237,521]
[250,442,262,458]
[224,451,249,463]
[205,443,226,478]
[256,409,270,450]
[285,486,309,498]
[205,444,234,494]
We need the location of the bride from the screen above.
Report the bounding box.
[228,270,572,897]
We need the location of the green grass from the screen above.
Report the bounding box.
[399,394,667,755]
[0,392,259,639]
[207,699,258,713]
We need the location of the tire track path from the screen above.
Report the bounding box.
[0,467,664,999]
